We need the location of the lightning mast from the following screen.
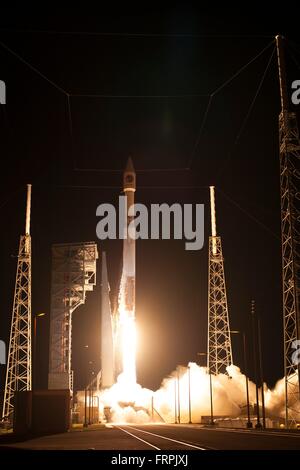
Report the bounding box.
[207,186,233,375]
[2,184,32,422]
[276,35,300,427]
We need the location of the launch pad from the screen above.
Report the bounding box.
[1,33,299,436]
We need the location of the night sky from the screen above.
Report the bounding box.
[0,9,300,401]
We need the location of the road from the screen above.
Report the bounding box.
[0,424,300,450]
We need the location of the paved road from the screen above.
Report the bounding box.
[0,424,300,450]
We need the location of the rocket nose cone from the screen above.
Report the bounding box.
[125,156,135,173]
[123,156,136,191]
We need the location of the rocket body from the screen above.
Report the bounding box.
[118,157,136,383]
[120,175,135,315]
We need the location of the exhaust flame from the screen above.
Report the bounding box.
[120,310,137,385]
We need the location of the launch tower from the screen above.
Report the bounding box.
[276,35,300,427]
[2,185,32,421]
[207,186,233,375]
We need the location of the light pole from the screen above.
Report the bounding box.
[230,330,252,429]
[243,332,252,429]
[209,369,214,425]
[33,312,46,390]
[177,368,181,424]
[86,361,93,424]
[151,395,154,421]
[174,378,178,424]
[88,366,94,425]
[188,365,192,424]
[251,300,262,429]
[257,317,266,429]
[197,352,214,425]
[93,396,99,423]
[83,345,89,427]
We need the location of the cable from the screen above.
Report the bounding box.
[135,168,189,172]
[211,39,274,96]
[186,40,275,171]
[73,167,190,172]
[66,95,73,138]
[286,42,300,73]
[0,40,207,100]
[187,95,213,169]
[0,41,69,95]
[1,36,277,177]
[70,93,209,99]
[216,46,276,182]
[74,41,275,172]
[0,102,13,137]
[52,184,208,190]
[66,94,77,169]
[0,38,274,100]
[288,39,300,55]
[0,29,275,38]
[0,185,24,211]
[217,188,280,240]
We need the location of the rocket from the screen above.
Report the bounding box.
[120,157,136,314]
[116,157,137,384]
[100,158,136,387]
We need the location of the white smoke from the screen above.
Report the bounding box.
[94,362,297,424]
[264,374,300,418]
[153,363,253,423]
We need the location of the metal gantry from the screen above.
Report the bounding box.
[2,185,32,422]
[48,242,98,392]
[276,35,300,427]
[207,186,233,375]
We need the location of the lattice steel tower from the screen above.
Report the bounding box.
[276,35,300,427]
[207,186,233,375]
[2,185,32,421]
[48,242,98,392]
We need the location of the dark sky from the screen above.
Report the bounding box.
[0,9,299,398]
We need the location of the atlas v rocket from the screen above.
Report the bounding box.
[100,157,136,387]
[117,157,136,383]
[118,156,136,319]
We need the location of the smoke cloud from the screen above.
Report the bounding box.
[94,363,298,424]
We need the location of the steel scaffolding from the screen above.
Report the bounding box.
[276,35,300,427]
[207,186,233,375]
[2,185,32,422]
[48,242,98,392]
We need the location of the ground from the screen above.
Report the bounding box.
[0,423,299,450]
